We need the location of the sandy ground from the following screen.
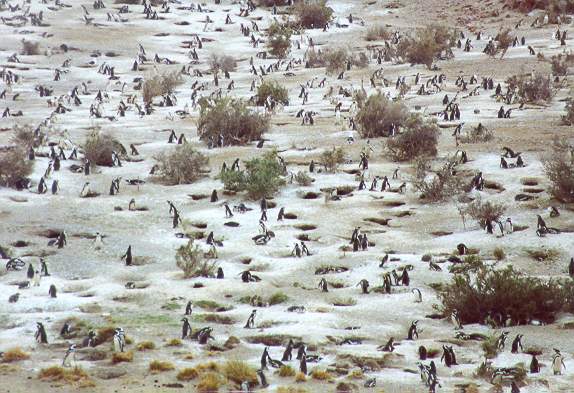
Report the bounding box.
[0,0,574,392]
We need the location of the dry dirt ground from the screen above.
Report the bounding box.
[0,0,574,392]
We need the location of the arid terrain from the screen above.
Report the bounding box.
[1,0,574,392]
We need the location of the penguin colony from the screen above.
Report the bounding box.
[0,0,574,392]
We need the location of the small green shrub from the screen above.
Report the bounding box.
[153,144,209,185]
[256,80,289,106]
[356,93,409,138]
[386,115,440,161]
[267,22,292,58]
[321,147,345,173]
[198,97,269,147]
[220,151,285,199]
[295,0,333,29]
[176,240,217,278]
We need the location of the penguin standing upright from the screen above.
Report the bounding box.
[407,320,419,340]
[552,349,566,375]
[121,245,132,266]
[49,284,57,298]
[530,354,540,373]
[113,328,125,352]
[181,317,192,339]
[185,301,193,316]
[299,354,307,375]
[62,344,76,368]
[35,322,48,344]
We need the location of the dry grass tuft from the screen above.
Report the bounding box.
[223,360,258,385]
[197,372,224,392]
[111,351,134,364]
[1,348,30,363]
[149,360,175,373]
[38,366,95,387]
[136,341,155,351]
[176,367,199,381]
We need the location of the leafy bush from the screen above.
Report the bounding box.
[563,98,574,125]
[11,124,37,147]
[198,97,269,146]
[295,0,333,29]
[267,22,292,58]
[438,265,565,325]
[220,151,285,199]
[398,25,456,68]
[365,24,390,41]
[459,123,494,143]
[321,147,345,173]
[294,171,313,186]
[324,48,348,74]
[153,144,209,185]
[386,116,440,161]
[143,70,182,103]
[83,130,125,166]
[412,158,465,202]
[356,93,409,138]
[0,148,32,188]
[506,73,553,103]
[542,138,574,202]
[176,240,217,278]
[461,198,506,229]
[256,80,289,106]
[208,54,237,74]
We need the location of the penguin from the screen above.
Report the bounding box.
[257,369,268,388]
[38,177,47,194]
[181,317,192,339]
[511,334,523,353]
[299,354,307,375]
[380,337,394,352]
[419,345,428,360]
[185,301,193,316]
[511,382,520,393]
[441,345,453,367]
[27,263,35,279]
[113,328,125,352]
[216,267,224,279]
[412,288,422,303]
[569,257,574,278]
[282,339,294,361]
[364,378,376,388]
[529,354,540,373]
[400,268,409,286]
[40,258,50,276]
[35,322,48,344]
[260,347,270,370]
[80,182,91,197]
[244,310,256,328]
[51,180,59,195]
[407,320,419,340]
[128,198,136,211]
[451,310,463,330]
[49,284,57,298]
[121,245,132,266]
[210,189,218,202]
[318,278,328,292]
[357,279,369,294]
[93,232,104,250]
[496,331,509,350]
[60,322,71,338]
[552,349,566,375]
[62,344,77,368]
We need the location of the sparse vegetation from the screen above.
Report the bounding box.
[268,291,289,305]
[0,148,32,189]
[294,171,313,186]
[136,341,155,351]
[256,80,289,106]
[143,70,183,103]
[220,150,285,199]
[153,144,209,185]
[1,348,30,363]
[321,147,345,173]
[461,198,506,230]
[563,98,574,125]
[310,369,333,380]
[278,365,296,377]
[525,247,561,262]
[111,351,134,364]
[507,73,553,103]
[267,22,292,58]
[412,158,465,202]
[386,115,440,161]
[459,123,494,143]
[493,247,506,261]
[176,239,217,278]
[223,360,258,385]
[38,366,95,387]
[365,24,390,41]
[166,338,182,347]
[506,0,574,13]
[198,97,269,147]
[177,367,199,381]
[295,0,333,29]
[149,360,175,373]
[20,40,40,55]
[208,54,237,74]
[551,53,573,76]
[356,92,409,138]
[197,372,224,392]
